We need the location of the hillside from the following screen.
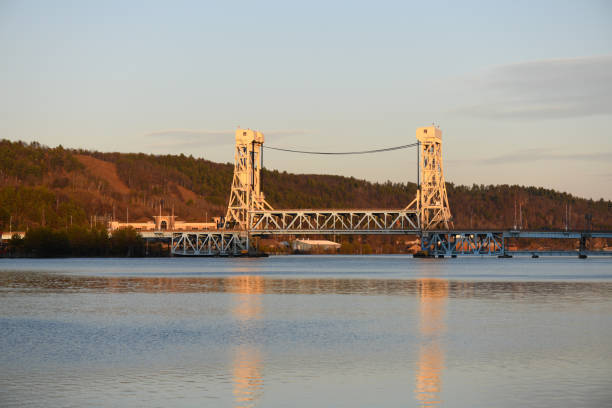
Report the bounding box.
[1,139,611,233]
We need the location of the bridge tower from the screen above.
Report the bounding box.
[412,126,453,230]
[225,128,272,230]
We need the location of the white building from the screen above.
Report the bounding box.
[108,215,218,232]
[292,239,341,252]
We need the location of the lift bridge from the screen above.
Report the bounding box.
[171,127,612,257]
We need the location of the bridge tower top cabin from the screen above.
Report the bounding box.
[225,128,272,230]
[415,126,453,230]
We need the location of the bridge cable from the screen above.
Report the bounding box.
[264,142,419,155]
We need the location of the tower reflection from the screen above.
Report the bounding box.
[415,278,448,407]
[230,276,264,408]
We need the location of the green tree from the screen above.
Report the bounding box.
[67,226,109,256]
[110,227,144,257]
[23,227,70,257]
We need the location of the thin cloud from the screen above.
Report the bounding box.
[145,129,229,138]
[147,140,215,150]
[450,148,612,165]
[144,129,233,148]
[145,128,307,140]
[594,172,612,180]
[143,128,309,151]
[483,150,612,165]
[450,55,612,119]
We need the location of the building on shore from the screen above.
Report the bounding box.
[292,239,341,252]
[1,231,25,241]
[108,215,220,232]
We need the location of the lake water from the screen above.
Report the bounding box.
[1,256,611,407]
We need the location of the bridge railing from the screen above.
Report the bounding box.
[248,209,420,235]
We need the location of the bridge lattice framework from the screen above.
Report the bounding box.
[171,126,452,255]
[233,126,451,235]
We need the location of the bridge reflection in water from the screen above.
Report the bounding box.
[229,276,264,408]
[8,271,608,406]
[415,278,448,407]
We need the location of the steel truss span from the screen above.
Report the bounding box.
[422,231,505,256]
[171,232,248,256]
[249,209,420,235]
[421,230,612,257]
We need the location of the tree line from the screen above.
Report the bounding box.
[3,227,167,258]
[1,138,611,235]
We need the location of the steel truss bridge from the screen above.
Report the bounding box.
[169,126,611,257]
[168,229,612,258]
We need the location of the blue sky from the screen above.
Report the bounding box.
[1,0,611,199]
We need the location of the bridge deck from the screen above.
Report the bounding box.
[503,230,612,239]
[143,228,611,257]
[424,230,612,239]
[509,250,612,257]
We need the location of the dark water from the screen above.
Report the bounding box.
[0,256,611,407]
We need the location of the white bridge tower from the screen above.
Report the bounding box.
[410,126,453,230]
[224,128,273,230]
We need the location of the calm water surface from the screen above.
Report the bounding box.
[1,256,611,407]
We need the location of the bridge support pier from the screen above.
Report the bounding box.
[578,235,588,258]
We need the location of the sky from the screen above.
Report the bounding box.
[1,0,611,200]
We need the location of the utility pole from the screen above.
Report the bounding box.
[416,140,420,194]
[9,215,12,234]
[585,213,592,232]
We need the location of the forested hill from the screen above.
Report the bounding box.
[1,139,611,232]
